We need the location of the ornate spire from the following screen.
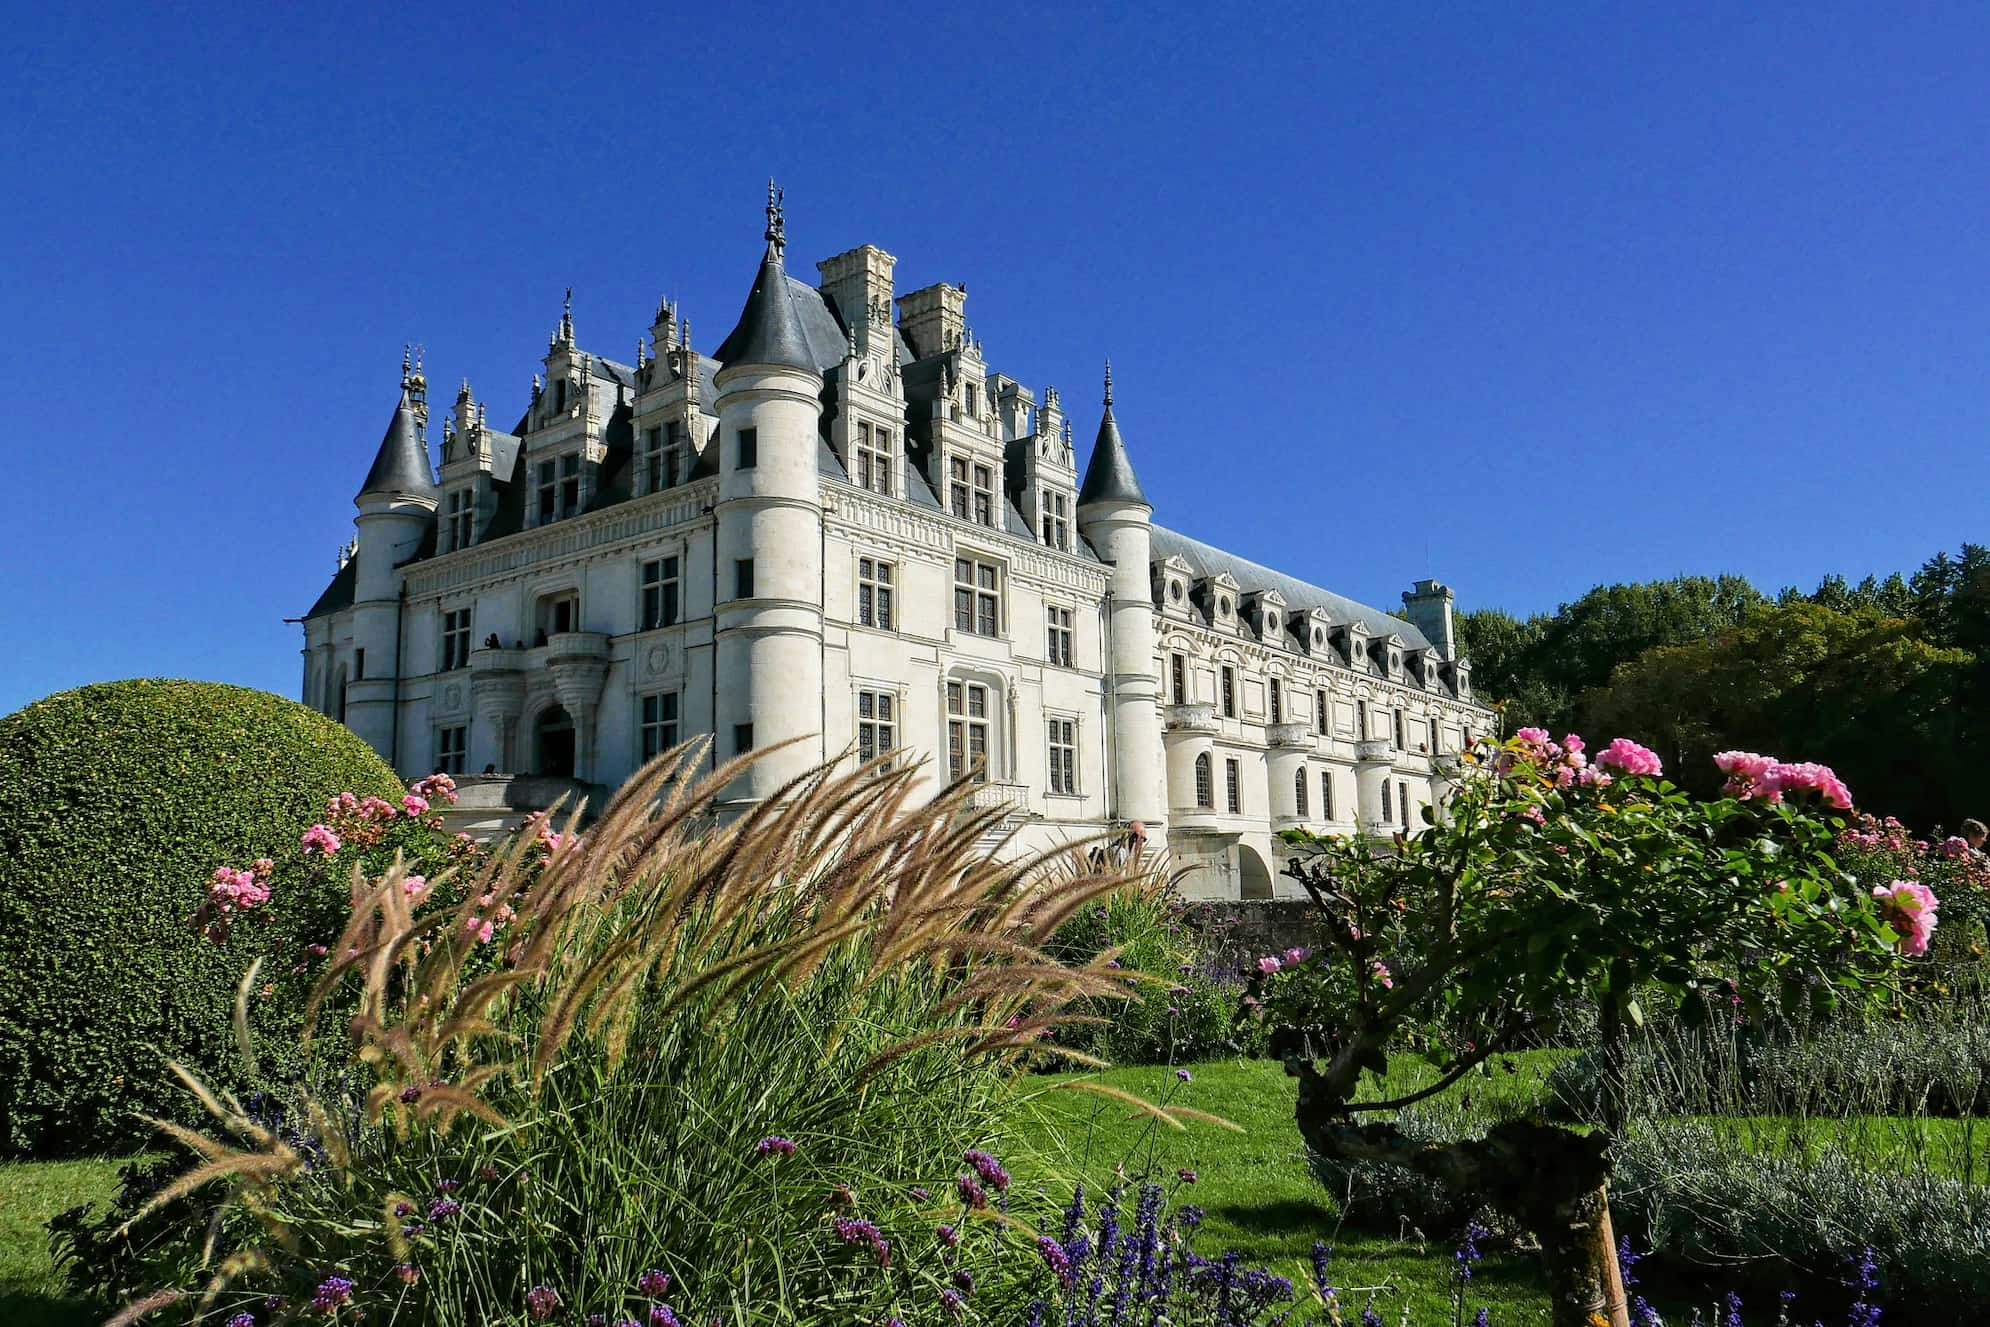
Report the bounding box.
[558,288,574,346]
[1103,358,1113,411]
[1078,357,1148,508]
[765,178,785,262]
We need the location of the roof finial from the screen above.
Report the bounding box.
[1103,358,1113,410]
[559,288,574,345]
[401,344,412,389]
[765,178,786,261]
[636,337,647,370]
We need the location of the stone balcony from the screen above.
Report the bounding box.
[965,779,1032,815]
[1267,722,1313,749]
[470,645,528,672]
[1165,702,1219,734]
[1355,739,1394,764]
[545,631,611,663]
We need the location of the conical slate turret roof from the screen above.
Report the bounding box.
[355,389,439,504]
[713,183,818,373]
[1077,362,1148,507]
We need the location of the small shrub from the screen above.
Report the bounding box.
[86,748,1150,1326]
[1045,887,1256,1064]
[0,680,419,1156]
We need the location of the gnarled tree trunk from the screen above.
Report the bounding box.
[1290,1059,1629,1327]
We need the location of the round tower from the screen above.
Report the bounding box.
[347,362,440,766]
[1076,362,1167,847]
[710,184,827,806]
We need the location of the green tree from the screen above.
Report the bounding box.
[1265,735,1905,1327]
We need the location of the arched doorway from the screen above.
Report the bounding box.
[534,706,576,778]
[1237,843,1274,900]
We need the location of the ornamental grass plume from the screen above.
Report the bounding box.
[103,739,1151,1325]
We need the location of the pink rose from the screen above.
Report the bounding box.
[1595,738,1663,778]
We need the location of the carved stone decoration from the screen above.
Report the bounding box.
[646,644,670,677]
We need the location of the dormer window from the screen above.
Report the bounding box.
[1218,595,1232,618]
[964,382,978,416]
[1266,611,1278,633]
[641,423,680,494]
[854,422,892,495]
[973,464,995,526]
[1040,491,1069,551]
[1169,581,1184,603]
[443,489,475,552]
[535,454,582,524]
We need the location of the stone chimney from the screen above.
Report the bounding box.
[896,281,967,359]
[1401,579,1456,659]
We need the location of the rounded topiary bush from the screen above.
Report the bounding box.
[0,679,404,1156]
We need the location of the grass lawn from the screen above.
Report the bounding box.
[1011,1054,1568,1325]
[1696,1112,1990,1180]
[0,1156,131,1327]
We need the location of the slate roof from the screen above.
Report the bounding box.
[1148,525,1435,654]
[713,252,844,373]
[356,390,440,503]
[305,556,358,617]
[1077,405,1148,507]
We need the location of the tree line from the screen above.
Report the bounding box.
[1458,545,1990,830]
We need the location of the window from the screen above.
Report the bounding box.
[444,489,474,551]
[734,558,755,600]
[972,464,995,527]
[954,557,1000,636]
[1316,689,1329,736]
[736,428,757,469]
[354,647,365,680]
[1430,717,1441,753]
[857,689,897,762]
[946,680,990,783]
[440,608,472,671]
[641,426,664,492]
[1170,653,1187,706]
[536,459,557,523]
[1220,666,1237,718]
[949,457,970,520]
[1400,780,1412,827]
[1047,718,1077,795]
[964,382,978,416]
[854,422,892,494]
[536,591,579,640]
[1295,767,1309,818]
[559,453,580,514]
[640,556,681,631]
[1041,491,1069,551]
[552,378,567,413]
[1046,606,1074,668]
[640,692,680,761]
[1269,679,1283,725]
[1381,780,1392,823]
[1194,753,1213,808]
[1394,709,1407,749]
[1357,699,1370,739]
[734,723,754,754]
[641,423,679,493]
[1225,758,1242,814]
[1321,770,1334,820]
[858,557,895,630]
[435,725,467,775]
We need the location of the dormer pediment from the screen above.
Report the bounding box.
[1293,606,1335,657]
[1416,647,1444,687]
[1239,588,1288,643]
[1153,554,1196,614]
[1191,572,1241,628]
[1379,633,1408,677]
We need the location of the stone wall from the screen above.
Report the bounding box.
[1179,898,1326,977]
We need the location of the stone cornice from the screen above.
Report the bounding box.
[826,483,1109,594]
[402,482,718,598]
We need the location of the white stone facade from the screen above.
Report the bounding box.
[301,198,1493,900]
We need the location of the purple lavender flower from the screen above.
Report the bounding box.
[637,1269,671,1298]
[962,1148,1011,1192]
[435,1178,462,1194]
[1175,1068,1192,1082]
[939,1287,965,1319]
[1359,1306,1384,1327]
[525,1284,561,1321]
[910,1186,931,1200]
[1454,1220,1486,1283]
[226,1315,256,1327]
[427,1197,461,1219]
[1037,1234,1075,1287]
[648,1307,679,1327]
[1722,1290,1743,1327]
[951,1267,975,1293]
[956,1174,988,1209]
[937,1223,960,1248]
[832,1215,891,1267]
[308,1275,355,1315]
[754,1135,797,1158]
[1473,1311,1490,1327]
[1847,1247,1882,1327]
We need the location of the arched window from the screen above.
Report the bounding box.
[1294,766,1309,818]
[1194,753,1213,809]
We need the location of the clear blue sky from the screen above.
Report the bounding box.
[5,3,1988,715]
